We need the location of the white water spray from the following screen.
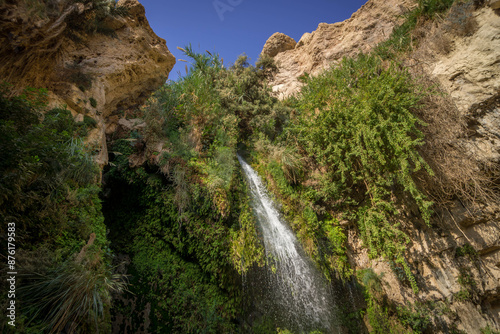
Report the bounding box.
[238,155,338,333]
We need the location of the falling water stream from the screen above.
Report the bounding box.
[238,155,339,333]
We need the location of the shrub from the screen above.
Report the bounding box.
[455,243,478,260]
[290,54,432,291]
[397,303,432,333]
[454,289,471,302]
[83,114,97,128]
[0,86,97,241]
[356,269,393,333]
[89,97,97,108]
[0,84,117,331]
[481,325,500,334]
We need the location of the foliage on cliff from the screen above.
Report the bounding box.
[251,54,432,291]
[103,46,287,332]
[0,84,120,333]
[105,35,439,333]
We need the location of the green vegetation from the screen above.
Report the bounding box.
[396,303,431,333]
[89,97,97,108]
[252,54,431,290]
[0,83,119,333]
[455,243,479,260]
[357,269,398,333]
[0,84,97,242]
[102,46,285,332]
[481,325,500,334]
[453,268,477,302]
[2,0,493,332]
[19,257,126,334]
[296,55,431,273]
[83,114,97,128]
[356,269,432,334]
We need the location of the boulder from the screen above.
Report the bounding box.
[261,32,297,58]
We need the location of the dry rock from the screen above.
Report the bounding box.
[265,0,415,98]
[0,0,176,169]
[261,32,297,58]
[60,0,176,118]
[431,7,500,113]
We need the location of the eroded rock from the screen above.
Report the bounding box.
[261,32,297,58]
[264,0,414,98]
[0,0,176,168]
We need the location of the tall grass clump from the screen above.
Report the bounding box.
[19,259,126,333]
[375,0,457,59]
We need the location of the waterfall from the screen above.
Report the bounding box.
[238,155,339,333]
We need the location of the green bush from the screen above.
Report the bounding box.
[83,114,97,127]
[19,259,125,334]
[455,243,478,260]
[0,85,97,241]
[289,54,432,292]
[481,325,500,334]
[356,269,393,333]
[89,97,97,108]
[454,289,471,302]
[0,84,117,332]
[397,303,431,333]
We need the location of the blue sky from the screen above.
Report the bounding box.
[138,0,368,81]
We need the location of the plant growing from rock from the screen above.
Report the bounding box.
[289,54,432,292]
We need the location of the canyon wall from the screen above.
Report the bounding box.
[0,0,175,167]
[262,0,414,98]
[264,1,500,332]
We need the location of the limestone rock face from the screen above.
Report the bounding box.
[429,7,500,165]
[430,8,500,113]
[0,0,175,117]
[265,2,500,332]
[55,0,175,118]
[265,0,414,98]
[0,0,175,167]
[261,32,297,58]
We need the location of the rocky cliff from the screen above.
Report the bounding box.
[262,0,415,98]
[263,1,500,332]
[0,0,175,167]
